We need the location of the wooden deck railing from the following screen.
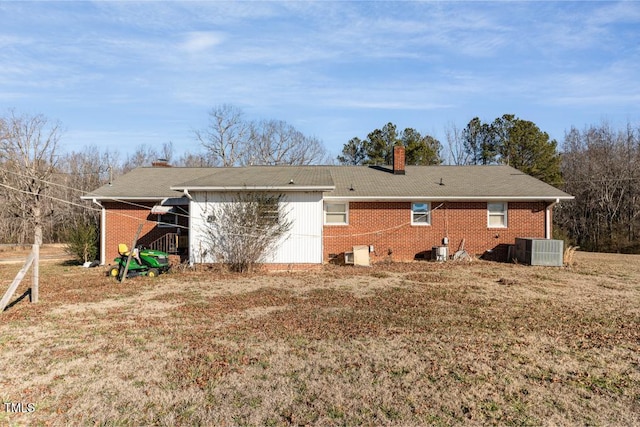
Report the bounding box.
[149,233,179,254]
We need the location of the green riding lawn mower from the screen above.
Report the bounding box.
[108,244,171,279]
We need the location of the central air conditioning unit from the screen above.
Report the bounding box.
[514,238,564,266]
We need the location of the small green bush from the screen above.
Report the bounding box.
[65,221,98,264]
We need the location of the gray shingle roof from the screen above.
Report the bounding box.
[82,167,214,200]
[325,165,572,199]
[171,166,334,190]
[84,165,572,201]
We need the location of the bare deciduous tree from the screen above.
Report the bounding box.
[248,119,329,165]
[52,146,117,252]
[195,105,329,166]
[0,111,61,245]
[201,192,292,272]
[176,151,217,167]
[557,122,640,252]
[194,104,253,167]
[122,142,174,172]
[444,122,470,165]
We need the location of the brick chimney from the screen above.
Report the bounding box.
[151,158,171,167]
[393,145,405,175]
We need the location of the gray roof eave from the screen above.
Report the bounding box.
[80,195,167,201]
[322,195,575,202]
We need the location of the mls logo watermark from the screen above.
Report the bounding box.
[3,402,36,413]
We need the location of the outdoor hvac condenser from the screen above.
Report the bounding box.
[514,238,564,267]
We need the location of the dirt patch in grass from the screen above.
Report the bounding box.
[1,251,639,425]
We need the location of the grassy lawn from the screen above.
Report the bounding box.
[1,252,639,426]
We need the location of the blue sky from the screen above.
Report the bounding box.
[1,1,639,161]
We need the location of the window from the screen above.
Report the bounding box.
[325,202,348,225]
[258,198,280,224]
[488,202,507,227]
[411,202,430,225]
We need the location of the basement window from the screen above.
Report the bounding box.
[488,202,508,228]
[324,202,348,225]
[411,202,431,225]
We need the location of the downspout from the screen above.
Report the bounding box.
[92,198,106,265]
[545,198,559,239]
[183,189,194,266]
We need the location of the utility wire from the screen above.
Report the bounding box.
[1,167,193,224]
[0,169,443,240]
[0,181,190,231]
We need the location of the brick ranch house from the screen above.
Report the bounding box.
[83,147,573,267]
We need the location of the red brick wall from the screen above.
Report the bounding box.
[103,202,185,263]
[323,201,548,263]
[103,200,549,265]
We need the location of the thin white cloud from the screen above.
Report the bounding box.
[586,1,640,25]
[542,70,640,107]
[1,1,638,156]
[335,99,453,111]
[180,31,225,54]
[90,1,282,30]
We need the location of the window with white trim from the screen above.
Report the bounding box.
[488,202,507,227]
[324,202,348,225]
[411,202,430,225]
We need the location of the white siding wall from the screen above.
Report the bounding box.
[189,191,323,264]
[189,192,218,264]
[268,192,323,264]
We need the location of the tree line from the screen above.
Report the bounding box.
[0,105,330,252]
[556,123,640,253]
[337,115,640,253]
[340,114,562,186]
[2,106,639,254]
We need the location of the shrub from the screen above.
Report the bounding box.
[201,192,292,273]
[64,221,98,263]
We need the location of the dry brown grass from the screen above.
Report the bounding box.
[564,245,579,266]
[1,251,639,426]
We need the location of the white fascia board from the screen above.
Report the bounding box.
[170,185,335,192]
[322,195,574,202]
